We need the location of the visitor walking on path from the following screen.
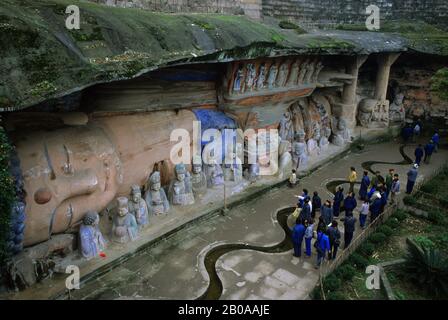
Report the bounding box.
[414,144,424,166]
[379,186,388,213]
[406,164,419,194]
[359,171,370,200]
[424,140,435,164]
[296,189,309,208]
[413,123,421,142]
[288,169,297,188]
[370,171,383,189]
[385,169,394,199]
[348,167,357,194]
[312,191,321,219]
[359,200,369,229]
[341,213,357,249]
[333,187,344,218]
[304,219,314,258]
[432,131,440,153]
[301,198,312,222]
[370,196,382,221]
[343,192,357,216]
[320,200,333,226]
[327,220,341,260]
[317,216,327,234]
[292,220,306,257]
[390,174,400,204]
[402,124,413,144]
[315,230,330,268]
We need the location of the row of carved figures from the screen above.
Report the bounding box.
[232,58,324,94]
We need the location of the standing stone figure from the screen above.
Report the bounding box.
[144,171,170,215]
[319,126,332,152]
[244,63,256,92]
[191,156,207,197]
[256,63,266,90]
[292,130,308,170]
[332,117,352,146]
[233,64,244,93]
[279,111,294,143]
[205,159,225,188]
[168,163,195,206]
[307,126,321,157]
[288,60,300,86]
[276,62,290,87]
[129,185,149,227]
[112,197,138,243]
[312,61,324,83]
[267,63,278,88]
[79,211,106,260]
[297,59,309,84]
[389,92,405,123]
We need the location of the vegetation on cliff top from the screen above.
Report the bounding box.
[431,68,448,101]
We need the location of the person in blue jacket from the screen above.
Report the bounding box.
[333,187,344,217]
[292,220,306,258]
[414,144,424,166]
[359,171,370,200]
[370,197,382,221]
[315,230,330,268]
[402,125,413,144]
[406,164,419,194]
[343,192,357,216]
[300,198,312,222]
[379,186,388,213]
[424,140,435,164]
[432,131,440,153]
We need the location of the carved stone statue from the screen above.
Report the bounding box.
[312,61,324,83]
[233,64,244,93]
[256,63,266,90]
[112,197,138,243]
[319,126,332,151]
[267,63,278,88]
[129,185,149,227]
[205,159,225,188]
[168,163,195,206]
[244,63,256,92]
[144,171,170,215]
[297,59,309,84]
[279,111,294,143]
[307,125,321,157]
[278,140,292,179]
[245,163,260,182]
[276,62,289,87]
[332,117,352,146]
[389,93,405,123]
[79,211,106,260]
[292,130,308,169]
[287,60,300,86]
[358,98,389,128]
[372,100,389,126]
[190,156,207,197]
[304,60,316,83]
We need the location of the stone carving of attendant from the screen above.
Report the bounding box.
[112,197,138,243]
[244,63,256,92]
[245,163,260,183]
[79,211,106,260]
[129,185,149,227]
[307,126,321,157]
[292,130,308,170]
[256,63,266,90]
[389,93,405,123]
[276,62,289,87]
[319,126,332,151]
[297,59,309,84]
[169,163,195,206]
[312,61,324,83]
[205,159,225,188]
[144,171,170,215]
[279,111,294,143]
[332,118,352,146]
[233,64,244,93]
[278,140,292,179]
[267,63,278,89]
[191,156,207,197]
[287,60,300,86]
[304,60,316,83]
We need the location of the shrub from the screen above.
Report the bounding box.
[378,225,394,237]
[334,264,356,281]
[323,274,341,292]
[311,286,322,300]
[431,67,448,101]
[349,253,369,270]
[393,209,408,222]
[428,210,445,224]
[403,195,417,207]
[369,232,387,244]
[404,239,448,298]
[412,236,436,249]
[420,184,437,194]
[326,291,346,300]
[359,242,375,257]
[386,217,400,229]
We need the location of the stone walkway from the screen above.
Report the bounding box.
[60,138,448,300]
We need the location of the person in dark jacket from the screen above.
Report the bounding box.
[300,198,311,222]
[317,216,327,234]
[379,186,388,213]
[320,200,333,226]
[296,188,309,208]
[406,164,419,194]
[315,231,330,268]
[341,213,357,249]
[432,131,440,153]
[370,197,382,221]
[343,192,357,216]
[385,169,394,199]
[359,171,370,200]
[414,144,424,165]
[311,191,322,219]
[292,221,306,257]
[424,140,435,164]
[402,125,413,144]
[333,187,344,217]
[327,220,341,260]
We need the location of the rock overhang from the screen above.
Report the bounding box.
[0,0,445,112]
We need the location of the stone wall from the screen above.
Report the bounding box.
[262,0,448,29]
[88,0,263,19]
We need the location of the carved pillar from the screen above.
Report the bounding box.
[341,55,368,129]
[374,53,401,101]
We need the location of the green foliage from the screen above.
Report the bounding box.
[403,195,417,207]
[349,253,370,270]
[359,242,375,257]
[393,209,409,222]
[386,217,400,229]
[411,236,436,250]
[326,291,345,300]
[334,264,356,281]
[323,274,341,292]
[404,239,448,298]
[431,68,448,101]
[0,124,14,264]
[369,232,387,244]
[278,20,307,34]
[427,210,445,224]
[377,225,394,237]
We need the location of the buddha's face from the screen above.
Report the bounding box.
[16,126,122,246]
[151,182,161,191]
[132,192,141,203]
[118,205,128,217]
[177,172,185,182]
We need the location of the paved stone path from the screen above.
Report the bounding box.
[64,138,447,300]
